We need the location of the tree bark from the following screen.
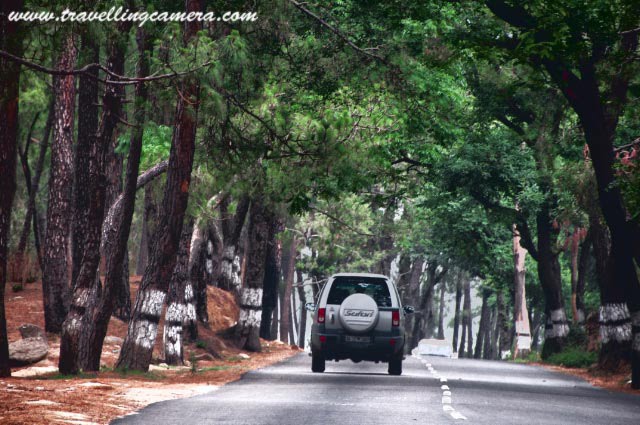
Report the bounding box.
[475,289,490,359]
[464,279,473,358]
[235,196,269,352]
[259,213,281,340]
[117,1,202,370]
[0,0,23,377]
[280,236,296,344]
[83,27,152,372]
[163,220,194,365]
[189,220,209,326]
[59,18,135,373]
[513,224,531,359]
[136,183,158,275]
[219,195,250,293]
[437,280,446,340]
[296,269,307,349]
[452,272,462,353]
[71,32,100,287]
[42,33,77,333]
[15,100,53,277]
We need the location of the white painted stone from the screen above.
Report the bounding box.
[440,377,447,383]
[442,396,452,404]
[450,411,467,420]
[441,385,449,390]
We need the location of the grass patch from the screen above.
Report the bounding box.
[546,347,597,368]
[198,365,234,372]
[113,367,165,380]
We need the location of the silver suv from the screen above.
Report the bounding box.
[307,273,414,375]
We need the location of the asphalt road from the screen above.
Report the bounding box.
[113,353,640,425]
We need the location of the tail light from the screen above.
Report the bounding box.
[392,309,400,327]
[317,308,326,323]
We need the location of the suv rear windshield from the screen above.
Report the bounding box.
[326,276,392,307]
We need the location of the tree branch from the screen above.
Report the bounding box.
[288,0,388,64]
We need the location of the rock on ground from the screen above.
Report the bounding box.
[9,338,49,367]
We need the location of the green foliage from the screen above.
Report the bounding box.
[546,348,597,369]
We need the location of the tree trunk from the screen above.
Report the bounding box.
[136,183,158,275]
[452,273,462,353]
[536,202,569,359]
[259,213,281,340]
[116,6,201,370]
[71,33,100,287]
[280,236,296,344]
[296,269,307,349]
[0,0,23,377]
[42,33,77,333]
[475,289,490,359]
[576,229,591,325]
[483,307,494,360]
[437,280,446,340]
[513,224,531,359]
[219,195,250,293]
[464,279,473,358]
[15,101,53,280]
[189,221,209,326]
[83,29,152,371]
[163,220,194,365]
[235,196,269,352]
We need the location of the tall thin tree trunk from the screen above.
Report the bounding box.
[296,269,307,349]
[281,236,296,345]
[42,33,77,333]
[259,213,281,340]
[71,32,100,287]
[452,273,462,353]
[116,2,202,370]
[437,280,446,340]
[576,229,591,325]
[219,195,250,293]
[189,220,209,326]
[464,279,473,358]
[16,100,53,274]
[474,289,490,359]
[0,0,23,377]
[235,196,269,352]
[513,224,531,359]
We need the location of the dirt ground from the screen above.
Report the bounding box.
[1,278,301,425]
[536,362,638,395]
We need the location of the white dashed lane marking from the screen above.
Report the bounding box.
[418,356,467,421]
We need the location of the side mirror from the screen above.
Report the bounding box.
[305,302,317,312]
[403,305,415,314]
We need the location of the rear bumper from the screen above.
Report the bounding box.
[311,325,404,362]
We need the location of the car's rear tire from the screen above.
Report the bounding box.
[388,355,402,375]
[312,351,325,373]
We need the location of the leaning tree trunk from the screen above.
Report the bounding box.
[42,33,77,333]
[116,1,201,370]
[59,20,134,373]
[15,101,53,281]
[136,183,158,275]
[235,196,270,351]
[163,221,194,365]
[0,0,23,377]
[513,224,531,359]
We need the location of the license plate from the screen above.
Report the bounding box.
[345,335,370,343]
